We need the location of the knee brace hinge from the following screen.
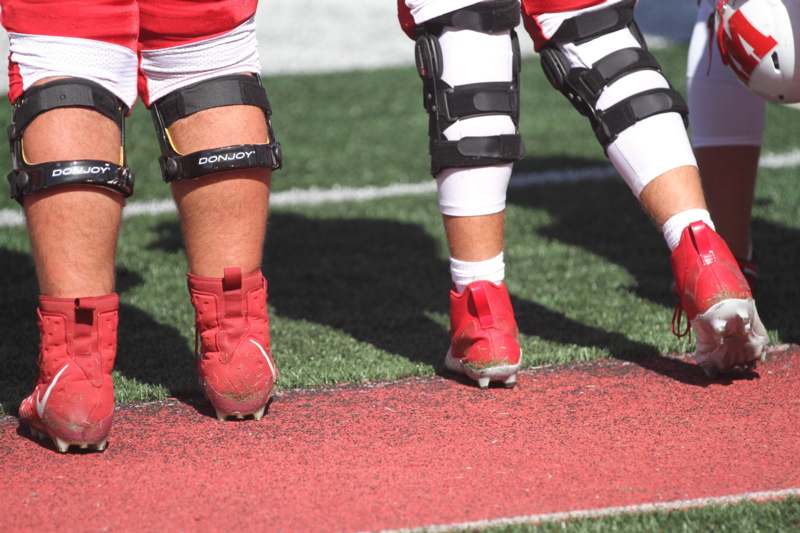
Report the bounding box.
[6,79,133,203]
[150,74,282,183]
[415,0,524,175]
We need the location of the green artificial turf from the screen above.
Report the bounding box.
[1,44,799,414]
[479,497,800,532]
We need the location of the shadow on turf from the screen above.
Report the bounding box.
[507,173,800,345]
[147,209,750,388]
[0,248,196,419]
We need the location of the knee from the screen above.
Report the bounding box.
[8,78,133,203]
[149,74,282,183]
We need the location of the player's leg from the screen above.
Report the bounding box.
[687,0,765,284]
[400,0,524,388]
[523,0,768,374]
[3,0,138,451]
[140,1,279,419]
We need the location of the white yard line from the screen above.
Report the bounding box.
[384,487,800,533]
[1,150,798,229]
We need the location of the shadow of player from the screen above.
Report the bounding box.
[147,210,740,387]
[508,165,800,344]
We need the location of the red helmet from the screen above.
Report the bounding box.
[716,0,800,103]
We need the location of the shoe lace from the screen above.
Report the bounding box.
[671,303,691,339]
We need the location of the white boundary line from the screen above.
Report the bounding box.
[382,487,800,533]
[1,149,798,229]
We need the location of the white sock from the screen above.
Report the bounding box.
[450,252,505,293]
[662,209,715,251]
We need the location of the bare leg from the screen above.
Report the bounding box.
[168,105,270,276]
[637,165,707,227]
[696,146,759,259]
[22,82,123,298]
[443,212,504,261]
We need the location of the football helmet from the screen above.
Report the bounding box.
[716,0,800,103]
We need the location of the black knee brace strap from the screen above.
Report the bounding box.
[7,79,133,203]
[150,74,282,182]
[414,0,524,176]
[539,0,688,149]
[420,0,521,36]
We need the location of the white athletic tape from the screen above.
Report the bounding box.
[0,149,797,229]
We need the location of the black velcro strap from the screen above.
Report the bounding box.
[424,0,520,35]
[595,88,688,146]
[570,48,662,105]
[160,144,281,182]
[154,75,271,128]
[11,79,125,139]
[430,134,524,173]
[8,160,133,201]
[549,0,635,45]
[444,82,518,120]
[588,48,661,92]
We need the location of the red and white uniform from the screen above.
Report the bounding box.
[1,0,262,107]
[687,0,766,148]
[400,0,614,44]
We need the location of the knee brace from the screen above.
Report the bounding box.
[150,74,282,182]
[414,0,524,176]
[7,79,133,203]
[539,0,689,150]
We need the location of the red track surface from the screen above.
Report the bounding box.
[2,347,800,532]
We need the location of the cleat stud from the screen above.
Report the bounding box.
[503,374,517,388]
[215,410,228,422]
[253,406,266,421]
[53,437,70,453]
[79,443,89,450]
[94,440,108,452]
[236,414,244,420]
[477,377,490,389]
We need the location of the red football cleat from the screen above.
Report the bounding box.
[445,280,521,388]
[188,267,277,421]
[19,294,118,452]
[671,222,768,376]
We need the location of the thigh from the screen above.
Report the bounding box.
[522,0,618,49]
[138,0,259,105]
[1,0,138,105]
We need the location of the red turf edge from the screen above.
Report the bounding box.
[2,346,799,532]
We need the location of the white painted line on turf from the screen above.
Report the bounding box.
[0,209,24,228]
[760,148,800,168]
[1,149,798,229]
[384,487,800,533]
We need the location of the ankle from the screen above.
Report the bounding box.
[662,209,715,251]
